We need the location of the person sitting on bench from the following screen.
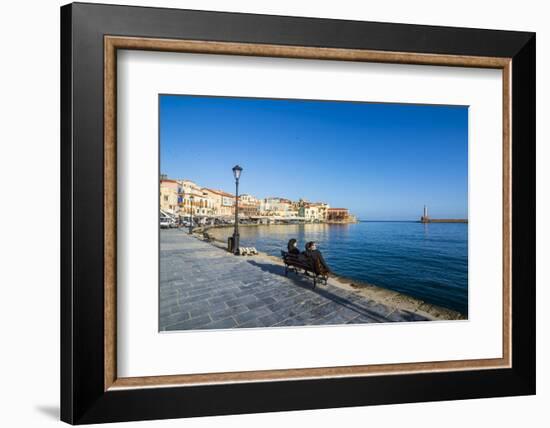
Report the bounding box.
[287,238,300,255]
[304,241,331,275]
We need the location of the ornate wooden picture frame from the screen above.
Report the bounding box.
[61,2,535,424]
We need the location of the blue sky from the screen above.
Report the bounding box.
[160,95,468,221]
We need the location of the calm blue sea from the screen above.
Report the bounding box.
[209,222,468,314]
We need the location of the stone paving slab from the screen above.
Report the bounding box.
[159,230,430,331]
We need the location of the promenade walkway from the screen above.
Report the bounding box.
[160,230,430,331]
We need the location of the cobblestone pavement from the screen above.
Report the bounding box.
[160,230,430,331]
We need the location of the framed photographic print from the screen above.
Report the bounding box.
[60,2,536,424]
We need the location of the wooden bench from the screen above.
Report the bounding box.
[280,250,328,289]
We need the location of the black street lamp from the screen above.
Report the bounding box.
[189,195,194,234]
[232,165,243,254]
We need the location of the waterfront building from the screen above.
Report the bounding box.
[258,197,301,218]
[291,199,304,213]
[259,197,280,215]
[280,210,299,219]
[298,202,330,222]
[327,207,352,222]
[278,198,293,211]
[160,179,179,214]
[161,177,353,222]
[299,204,317,221]
[317,203,330,221]
[258,200,269,215]
[238,202,260,217]
[179,179,202,195]
[261,197,279,213]
[271,197,292,213]
[240,194,259,205]
[178,179,215,216]
[237,194,260,217]
[203,188,235,217]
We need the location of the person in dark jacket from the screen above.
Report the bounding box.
[287,238,300,255]
[304,241,331,274]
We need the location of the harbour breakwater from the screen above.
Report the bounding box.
[419,205,467,223]
[420,218,468,223]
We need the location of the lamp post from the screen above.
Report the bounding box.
[189,195,194,234]
[232,165,243,254]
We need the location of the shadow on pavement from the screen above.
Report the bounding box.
[245,259,396,322]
